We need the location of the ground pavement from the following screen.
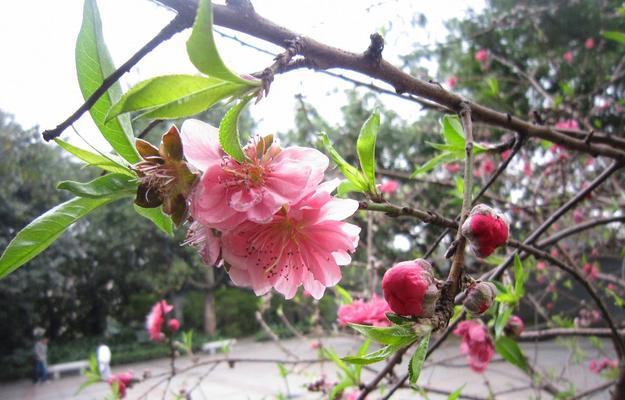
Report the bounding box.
[0,335,614,399]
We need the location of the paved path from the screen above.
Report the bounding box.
[0,336,614,399]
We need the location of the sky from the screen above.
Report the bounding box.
[0,0,483,151]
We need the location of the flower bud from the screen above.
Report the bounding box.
[382,259,440,317]
[168,319,180,333]
[504,315,525,337]
[463,281,497,316]
[461,204,509,257]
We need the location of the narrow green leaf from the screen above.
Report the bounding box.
[76,0,138,162]
[411,151,462,176]
[408,331,431,385]
[356,111,380,191]
[58,174,137,199]
[133,205,174,237]
[329,379,353,400]
[441,115,465,149]
[219,96,252,162]
[333,284,353,304]
[348,323,416,346]
[514,254,526,298]
[354,338,371,382]
[0,196,125,279]
[321,348,357,383]
[494,304,513,338]
[54,139,134,177]
[447,385,465,400]
[187,0,261,86]
[277,363,288,378]
[495,336,529,372]
[385,312,414,325]
[320,132,368,189]
[602,31,625,45]
[343,344,399,365]
[486,77,499,96]
[107,74,249,121]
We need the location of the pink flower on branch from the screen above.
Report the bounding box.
[222,180,360,299]
[454,320,495,373]
[182,119,329,230]
[563,51,574,63]
[475,49,488,63]
[146,300,173,342]
[108,372,133,398]
[382,259,440,317]
[337,294,391,327]
[378,179,399,194]
[585,38,595,49]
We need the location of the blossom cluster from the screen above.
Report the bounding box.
[107,371,133,398]
[453,320,495,372]
[179,120,361,299]
[146,300,179,342]
[337,294,391,327]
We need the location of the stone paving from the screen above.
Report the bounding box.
[0,335,614,399]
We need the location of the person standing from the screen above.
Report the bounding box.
[33,330,49,384]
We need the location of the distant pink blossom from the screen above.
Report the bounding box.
[563,51,574,63]
[536,262,546,271]
[523,160,533,177]
[182,119,329,230]
[573,210,585,224]
[168,319,180,333]
[447,76,458,89]
[475,49,488,63]
[146,300,173,342]
[608,283,616,291]
[222,180,360,299]
[590,357,618,373]
[583,263,599,280]
[345,390,364,400]
[309,340,322,350]
[337,294,391,327]
[474,157,496,177]
[589,359,599,373]
[378,179,400,194]
[546,302,554,311]
[585,38,595,49]
[108,372,132,398]
[454,320,495,373]
[555,119,580,130]
[445,163,461,173]
[500,149,512,161]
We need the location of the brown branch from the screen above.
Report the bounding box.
[42,13,191,141]
[156,0,625,160]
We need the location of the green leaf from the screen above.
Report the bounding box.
[354,338,371,382]
[441,115,465,149]
[58,173,137,199]
[333,284,353,304]
[603,31,625,45]
[494,304,513,338]
[337,180,363,196]
[513,254,526,299]
[356,111,380,191]
[320,132,368,189]
[348,323,416,346]
[133,205,174,236]
[0,196,126,279]
[485,77,499,96]
[329,379,353,400]
[447,385,465,400]
[76,0,138,162]
[54,139,134,177]
[277,363,288,378]
[186,0,261,87]
[408,331,431,385]
[219,96,252,162]
[495,336,529,372]
[343,344,399,365]
[385,312,414,325]
[411,151,462,176]
[107,75,250,121]
[321,347,357,383]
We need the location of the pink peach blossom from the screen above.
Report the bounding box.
[168,319,180,333]
[536,262,546,271]
[563,51,573,63]
[378,179,400,194]
[555,119,580,130]
[184,221,221,266]
[573,210,585,224]
[182,119,329,230]
[608,283,616,291]
[523,160,533,177]
[585,38,595,49]
[445,163,461,173]
[108,372,133,398]
[500,149,512,161]
[454,320,495,372]
[475,49,488,63]
[146,300,173,342]
[337,294,391,327]
[447,76,458,89]
[221,180,360,299]
[345,390,364,400]
[583,263,599,280]
[382,259,440,317]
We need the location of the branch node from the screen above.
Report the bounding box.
[364,33,384,66]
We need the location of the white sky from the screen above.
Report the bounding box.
[0,0,483,151]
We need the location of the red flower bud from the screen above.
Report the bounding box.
[461,204,509,257]
[504,315,525,337]
[463,281,497,316]
[382,259,440,317]
[168,319,180,333]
